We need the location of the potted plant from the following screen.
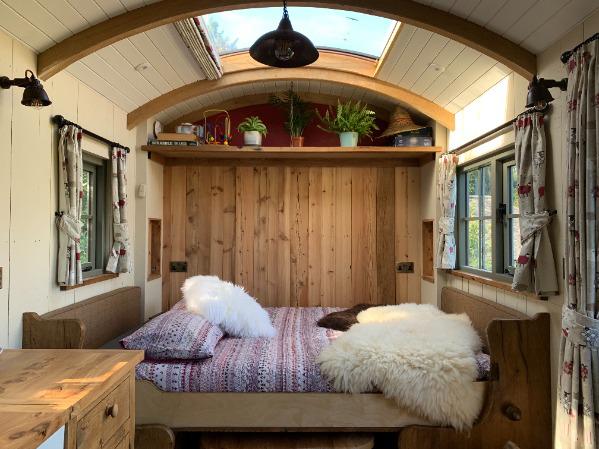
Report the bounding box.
[270,89,313,147]
[316,100,379,147]
[237,116,268,146]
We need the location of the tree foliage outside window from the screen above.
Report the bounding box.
[458,152,517,278]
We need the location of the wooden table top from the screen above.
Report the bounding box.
[0,349,143,449]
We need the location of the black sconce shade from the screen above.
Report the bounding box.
[249,1,319,68]
[526,75,568,110]
[0,69,51,108]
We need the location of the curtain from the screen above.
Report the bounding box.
[105,147,132,273]
[56,125,83,286]
[436,153,459,269]
[511,112,558,296]
[556,39,599,448]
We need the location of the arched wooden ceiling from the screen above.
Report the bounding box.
[127,66,455,130]
[37,0,536,81]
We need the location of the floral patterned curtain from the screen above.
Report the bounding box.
[557,38,599,448]
[511,112,558,296]
[56,125,83,286]
[105,147,132,273]
[436,153,458,269]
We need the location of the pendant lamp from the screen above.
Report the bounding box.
[249,1,319,68]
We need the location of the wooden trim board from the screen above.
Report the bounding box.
[127,68,455,130]
[135,382,438,430]
[36,0,536,81]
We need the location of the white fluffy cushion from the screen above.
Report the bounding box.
[182,275,276,338]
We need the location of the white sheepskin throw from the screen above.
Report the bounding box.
[318,303,484,430]
[182,275,276,338]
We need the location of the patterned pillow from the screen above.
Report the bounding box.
[121,309,224,360]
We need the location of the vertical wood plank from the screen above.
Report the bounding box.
[334,168,352,307]
[235,167,255,295]
[376,167,396,305]
[321,168,336,306]
[395,167,421,303]
[395,167,408,304]
[185,166,199,277]
[209,167,225,278]
[169,166,187,307]
[222,167,236,282]
[253,167,268,303]
[290,168,310,306]
[197,167,212,275]
[406,167,421,303]
[277,168,291,306]
[161,165,172,312]
[266,167,279,306]
[351,168,377,305]
[308,168,323,306]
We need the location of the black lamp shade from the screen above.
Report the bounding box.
[526,76,554,110]
[250,14,319,68]
[22,77,51,107]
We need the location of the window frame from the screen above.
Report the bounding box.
[456,149,515,282]
[81,153,109,279]
[502,161,521,275]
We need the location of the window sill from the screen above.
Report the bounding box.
[447,269,547,301]
[60,272,119,291]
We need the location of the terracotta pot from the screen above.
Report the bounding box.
[290,136,304,147]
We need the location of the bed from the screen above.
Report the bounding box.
[22,286,551,449]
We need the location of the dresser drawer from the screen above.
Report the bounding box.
[77,378,131,449]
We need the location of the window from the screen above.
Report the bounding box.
[457,150,518,278]
[201,8,398,58]
[80,155,108,278]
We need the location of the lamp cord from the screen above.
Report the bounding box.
[283,0,289,18]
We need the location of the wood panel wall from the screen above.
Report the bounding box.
[163,165,421,309]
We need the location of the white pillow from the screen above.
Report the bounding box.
[182,275,276,338]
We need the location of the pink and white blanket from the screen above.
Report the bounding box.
[135,307,338,393]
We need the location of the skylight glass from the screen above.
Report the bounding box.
[202,7,397,58]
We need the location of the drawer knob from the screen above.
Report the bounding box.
[502,404,522,421]
[105,403,119,418]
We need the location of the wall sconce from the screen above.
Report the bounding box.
[0,69,52,108]
[526,75,568,110]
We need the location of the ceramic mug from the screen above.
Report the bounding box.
[176,123,196,134]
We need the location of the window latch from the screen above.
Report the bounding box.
[497,203,507,224]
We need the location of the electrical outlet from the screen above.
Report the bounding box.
[170,261,188,273]
[395,262,414,273]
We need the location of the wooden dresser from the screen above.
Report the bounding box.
[0,349,143,449]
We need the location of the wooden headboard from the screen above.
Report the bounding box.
[439,286,528,347]
[22,287,142,349]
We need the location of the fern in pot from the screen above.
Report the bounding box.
[238,116,268,146]
[316,100,378,147]
[270,89,313,147]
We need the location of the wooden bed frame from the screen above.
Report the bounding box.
[22,286,551,448]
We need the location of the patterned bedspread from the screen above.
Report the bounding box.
[135,305,492,393]
[135,307,339,393]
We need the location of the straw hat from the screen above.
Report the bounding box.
[379,106,425,138]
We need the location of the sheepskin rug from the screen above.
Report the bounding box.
[317,303,485,430]
[182,275,276,338]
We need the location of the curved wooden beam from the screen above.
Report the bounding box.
[127,68,455,130]
[164,92,392,131]
[38,0,536,81]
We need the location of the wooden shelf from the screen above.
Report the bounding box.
[142,144,442,167]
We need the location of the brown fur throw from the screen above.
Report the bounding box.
[317,304,374,331]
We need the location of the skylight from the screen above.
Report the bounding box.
[202,7,397,59]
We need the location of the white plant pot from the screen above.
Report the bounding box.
[339,131,359,147]
[243,131,262,146]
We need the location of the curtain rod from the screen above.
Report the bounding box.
[449,106,549,156]
[561,32,599,63]
[52,115,131,153]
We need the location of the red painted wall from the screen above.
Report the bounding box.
[195,103,389,147]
